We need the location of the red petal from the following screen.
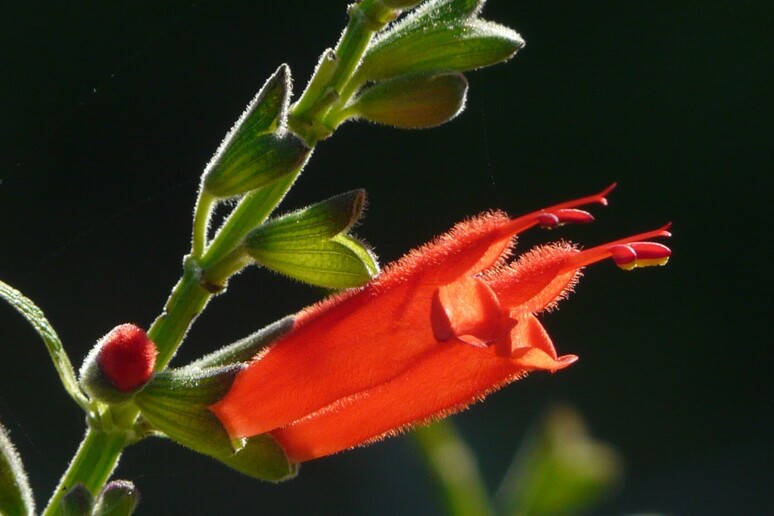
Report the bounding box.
[431,277,503,343]
[484,243,580,316]
[272,334,574,462]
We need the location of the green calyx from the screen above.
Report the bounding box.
[186,316,295,370]
[202,132,310,199]
[134,366,296,482]
[91,480,140,516]
[201,64,311,199]
[343,72,469,128]
[58,484,92,516]
[243,190,379,289]
[357,19,524,83]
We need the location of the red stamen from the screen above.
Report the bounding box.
[538,209,596,228]
[610,242,672,270]
[561,223,672,272]
[502,183,617,236]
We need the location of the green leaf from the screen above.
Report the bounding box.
[0,278,87,408]
[0,421,35,516]
[92,480,139,516]
[134,367,296,481]
[202,132,310,199]
[246,190,366,245]
[360,19,524,82]
[346,72,468,129]
[495,405,623,516]
[248,236,377,289]
[186,315,295,369]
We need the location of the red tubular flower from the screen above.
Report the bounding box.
[210,185,670,462]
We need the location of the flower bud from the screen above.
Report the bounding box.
[92,480,140,516]
[360,20,524,81]
[202,132,310,199]
[58,484,92,516]
[347,72,468,129]
[79,324,157,403]
[201,64,298,199]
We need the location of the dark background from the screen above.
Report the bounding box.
[0,1,769,514]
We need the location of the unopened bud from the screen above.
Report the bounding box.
[79,324,157,403]
[59,484,92,516]
[348,72,468,129]
[202,132,310,199]
[92,480,140,516]
[360,20,524,81]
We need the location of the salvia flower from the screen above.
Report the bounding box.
[210,185,670,462]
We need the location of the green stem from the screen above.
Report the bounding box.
[42,429,127,515]
[200,170,300,270]
[191,190,216,258]
[148,260,214,371]
[290,0,395,143]
[44,259,214,512]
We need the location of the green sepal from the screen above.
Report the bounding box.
[202,132,310,199]
[331,234,380,278]
[134,367,296,481]
[346,72,468,129]
[78,356,134,404]
[246,218,377,290]
[0,422,35,516]
[246,190,365,244]
[243,190,377,289]
[249,238,377,289]
[201,64,293,198]
[361,0,484,81]
[91,480,139,516]
[186,315,295,369]
[58,484,93,516]
[360,19,524,81]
